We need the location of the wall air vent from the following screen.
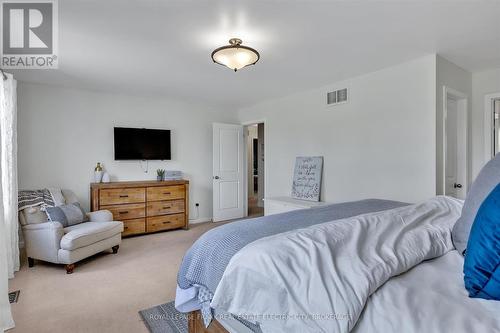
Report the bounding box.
[327,88,348,106]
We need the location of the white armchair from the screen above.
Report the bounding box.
[20,189,123,274]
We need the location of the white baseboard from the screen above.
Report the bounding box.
[189,217,212,224]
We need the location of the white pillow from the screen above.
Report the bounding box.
[451,154,500,255]
[61,189,79,204]
[47,188,66,206]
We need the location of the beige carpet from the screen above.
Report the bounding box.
[8,222,223,333]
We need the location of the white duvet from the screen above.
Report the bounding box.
[211,196,463,333]
[353,250,500,333]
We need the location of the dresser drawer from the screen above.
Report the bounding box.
[147,185,185,202]
[122,218,146,236]
[146,214,185,232]
[99,188,145,205]
[103,203,145,220]
[147,199,184,216]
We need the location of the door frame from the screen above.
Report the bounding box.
[484,92,500,164]
[242,119,266,217]
[442,86,468,198]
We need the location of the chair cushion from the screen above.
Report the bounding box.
[46,202,88,227]
[463,183,500,300]
[19,206,49,225]
[60,221,123,251]
[452,154,500,255]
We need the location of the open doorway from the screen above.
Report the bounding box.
[245,123,264,217]
[443,87,468,199]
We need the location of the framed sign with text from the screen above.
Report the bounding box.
[291,156,323,202]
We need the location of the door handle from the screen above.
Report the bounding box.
[454,183,463,189]
[213,176,220,180]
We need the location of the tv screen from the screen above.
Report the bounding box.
[114,127,171,160]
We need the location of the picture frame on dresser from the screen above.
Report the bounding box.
[90,180,189,236]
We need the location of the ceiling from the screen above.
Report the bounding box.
[11,0,500,109]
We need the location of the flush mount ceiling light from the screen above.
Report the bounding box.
[211,38,260,72]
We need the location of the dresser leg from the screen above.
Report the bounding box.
[112,245,119,254]
[28,257,34,268]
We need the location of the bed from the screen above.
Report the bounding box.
[353,250,500,333]
[176,199,408,328]
[176,195,500,333]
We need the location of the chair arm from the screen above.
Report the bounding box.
[87,210,113,222]
[23,221,63,231]
[22,221,64,263]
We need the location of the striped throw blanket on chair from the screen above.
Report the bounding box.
[18,189,55,211]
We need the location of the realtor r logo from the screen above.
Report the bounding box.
[1,0,58,69]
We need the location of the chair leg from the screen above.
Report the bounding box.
[28,257,34,268]
[112,245,119,254]
[65,264,75,274]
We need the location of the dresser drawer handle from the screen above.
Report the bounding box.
[119,195,129,198]
[162,221,171,225]
[163,192,171,195]
[124,226,129,230]
[163,206,171,209]
[119,211,129,214]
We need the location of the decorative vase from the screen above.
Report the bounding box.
[94,171,103,183]
[102,172,110,183]
[94,162,103,183]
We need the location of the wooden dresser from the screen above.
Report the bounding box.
[90,180,189,236]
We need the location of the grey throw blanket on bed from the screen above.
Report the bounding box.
[177,199,408,327]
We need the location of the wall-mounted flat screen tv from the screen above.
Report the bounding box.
[114,127,171,160]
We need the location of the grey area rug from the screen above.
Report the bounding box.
[139,301,188,333]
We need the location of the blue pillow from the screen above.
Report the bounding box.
[463,183,500,300]
[46,202,88,227]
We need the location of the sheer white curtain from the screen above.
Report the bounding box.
[0,73,18,331]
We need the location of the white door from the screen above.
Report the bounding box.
[213,123,245,222]
[445,96,467,199]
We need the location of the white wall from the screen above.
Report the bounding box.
[238,55,437,204]
[435,55,472,194]
[17,82,237,221]
[20,55,489,219]
[471,68,500,178]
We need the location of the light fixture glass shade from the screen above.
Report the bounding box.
[211,39,260,71]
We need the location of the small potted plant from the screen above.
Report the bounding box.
[156,169,165,181]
